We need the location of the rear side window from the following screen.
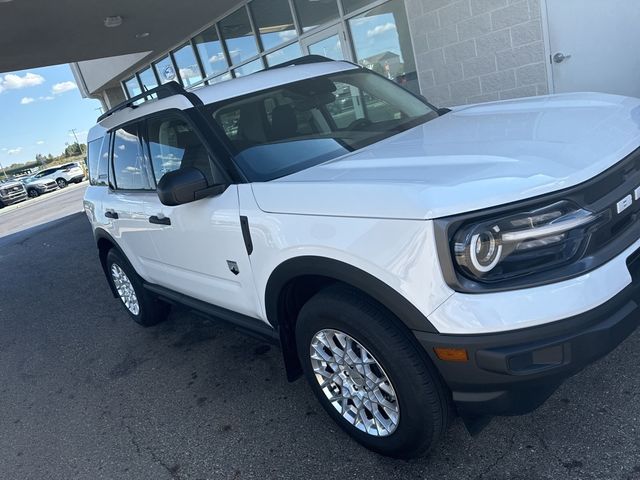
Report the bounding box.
[146,114,217,184]
[87,136,110,186]
[112,126,152,190]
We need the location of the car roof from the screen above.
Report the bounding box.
[88,60,359,142]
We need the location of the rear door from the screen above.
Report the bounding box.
[139,111,262,319]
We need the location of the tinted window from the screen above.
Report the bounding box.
[250,0,297,50]
[193,26,228,77]
[87,138,103,185]
[293,0,339,32]
[112,126,151,190]
[209,70,436,181]
[146,115,217,184]
[173,43,203,87]
[219,7,258,65]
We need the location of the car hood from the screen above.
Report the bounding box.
[0,181,24,189]
[251,92,640,220]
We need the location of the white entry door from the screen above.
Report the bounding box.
[546,0,640,98]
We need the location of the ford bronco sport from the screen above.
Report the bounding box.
[84,56,640,458]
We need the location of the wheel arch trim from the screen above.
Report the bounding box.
[264,255,438,334]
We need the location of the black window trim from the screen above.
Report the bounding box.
[107,106,243,189]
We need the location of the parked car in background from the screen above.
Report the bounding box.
[20,175,58,198]
[0,179,28,208]
[30,162,85,189]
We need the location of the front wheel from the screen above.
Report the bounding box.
[106,249,169,327]
[296,285,452,458]
[56,178,68,188]
[28,189,39,198]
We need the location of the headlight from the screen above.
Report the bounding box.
[450,201,607,284]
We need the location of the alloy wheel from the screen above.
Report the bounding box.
[110,263,140,315]
[310,328,400,437]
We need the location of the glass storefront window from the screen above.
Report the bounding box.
[233,58,264,77]
[341,0,375,15]
[138,67,158,91]
[207,72,233,85]
[193,25,228,77]
[250,0,298,51]
[348,0,419,94]
[153,56,177,84]
[124,77,141,98]
[308,34,345,60]
[219,7,259,65]
[173,43,203,87]
[266,42,302,66]
[293,0,340,32]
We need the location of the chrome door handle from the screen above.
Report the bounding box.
[553,52,572,64]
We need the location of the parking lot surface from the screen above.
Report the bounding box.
[1,199,640,479]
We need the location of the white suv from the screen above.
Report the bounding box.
[32,162,85,188]
[84,56,640,458]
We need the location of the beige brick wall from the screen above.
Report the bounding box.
[406,0,548,106]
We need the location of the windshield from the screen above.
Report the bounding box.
[207,69,438,181]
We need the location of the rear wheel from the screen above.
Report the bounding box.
[106,249,169,327]
[56,178,68,188]
[296,285,452,458]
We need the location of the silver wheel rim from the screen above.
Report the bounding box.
[110,263,140,315]
[310,329,400,437]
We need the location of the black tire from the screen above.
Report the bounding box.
[296,285,452,459]
[0,200,5,209]
[105,249,169,327]
[56,178,68,188]
[28,189,39,198]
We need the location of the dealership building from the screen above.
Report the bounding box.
[69,0,638,111]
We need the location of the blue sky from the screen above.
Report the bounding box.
[0,64,102,168]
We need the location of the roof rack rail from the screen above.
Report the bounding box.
[267,54,335,70]
[97,81,186,122]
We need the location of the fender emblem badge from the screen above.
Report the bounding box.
[227,260,240,275]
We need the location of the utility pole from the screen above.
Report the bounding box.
[69,128,82,154]
[0,159,7,180]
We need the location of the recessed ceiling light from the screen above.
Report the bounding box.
[104,16,123,28]
[135,32,150,39]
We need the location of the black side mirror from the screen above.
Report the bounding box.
[157,167,226,206]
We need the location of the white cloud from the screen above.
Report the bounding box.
[367,22,397,38]
[7,147,23,155]
[40,95,54,101]
[20,97,35,105]
[278,30,297,42]
[36,140,45,145]
[51,81,78,95]
[0,72,45,93]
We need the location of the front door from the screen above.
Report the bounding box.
[140,112,263,320]
[546,0,640,97]
[301,25,352,61]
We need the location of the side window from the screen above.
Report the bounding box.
[88,134,111,186]
[146,115,217,184]
[112,125,151,190]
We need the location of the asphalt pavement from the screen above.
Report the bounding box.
[1,189,640,479]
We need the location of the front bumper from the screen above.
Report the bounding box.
[0,191,28,205]
[416,248,640,417]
